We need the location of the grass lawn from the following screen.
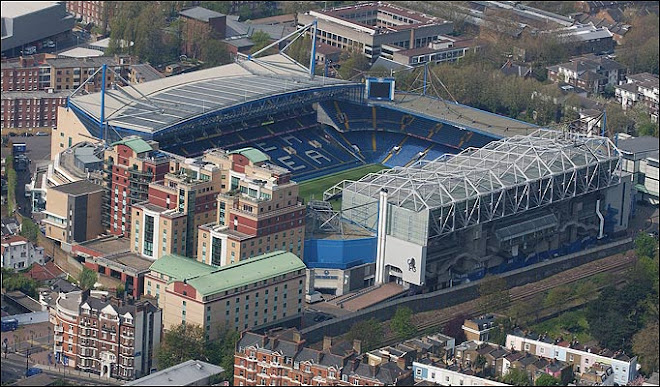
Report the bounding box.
[298,164,387,207]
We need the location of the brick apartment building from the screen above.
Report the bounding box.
[53,289,161,380]
[103,137,170,237]
[144,251,306,337]
[179,7,227,59]
[234,328,413,386]
[196,148,305,266]
[66,1,114,28]
[1,55,131,129]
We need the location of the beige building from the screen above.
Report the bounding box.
[42,180,104,246]
[196,148,305,266]
[144,251,306,339]
[130,203,188,260]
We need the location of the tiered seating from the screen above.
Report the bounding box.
[385,136,430,168]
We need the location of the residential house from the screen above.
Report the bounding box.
[547,54,626,95]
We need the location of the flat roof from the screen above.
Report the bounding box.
[78,236,131,256]
[1,1,60,18]
[98,252,153,274]
[50,180,103,196]
[59,47,105,58]
[617,136,659,155]
[150,251,306,297]
[69,54,351,134]
[124,359,224,386]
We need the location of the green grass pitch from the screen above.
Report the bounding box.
[298,164,388,205]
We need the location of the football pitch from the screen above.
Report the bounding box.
[298,164,387,205]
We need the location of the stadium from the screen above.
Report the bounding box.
[56,30,632,296]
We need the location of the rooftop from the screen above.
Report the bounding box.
[68,54,351,134]
[1,1,60,19]
[150,251,306,296]
[45,56,120,69]
[112,137,154,154]
[125,359,224,386]
[179,6,225,22]
[229,147,270,164]
[50,180,103,196]
[77,236,131,256]
[617,135,659,156]
[58,47,105,58]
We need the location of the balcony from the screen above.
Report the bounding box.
[54,345,63,352]
[54,326,63,333]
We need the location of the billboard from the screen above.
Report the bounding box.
[366,77,395,101]
[383,235,426,286]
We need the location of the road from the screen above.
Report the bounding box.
[1,353,123,386]
[11,135,51,218]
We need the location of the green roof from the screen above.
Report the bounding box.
[229,147,270,164]
[149,254,216,281]
[150,251,306,297]
[111,137,153,154]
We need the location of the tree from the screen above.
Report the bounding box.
[206,323,240,383]
[157,323,206,369]
[489,318,513,346]
[2,274,40,298]
[478,275,511,314]
[535,373,561,386]
[636,233,658,259]
[502,367,531,385]
[116,283,125,298]
[78,267,98,291]
[474,354,487,374]
[337,52,370,80]
[574,281,597,302]
[346,318,383,352]
[633,321,659,374]
[543,286,574,311]
[390,307,417,339]
[249,31,272,54]
[20,218,40,244]
[202,40,230,68]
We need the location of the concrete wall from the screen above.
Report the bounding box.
[13,311,50,326]
[300,238,632,344]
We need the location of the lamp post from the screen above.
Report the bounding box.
[25,330,34,376]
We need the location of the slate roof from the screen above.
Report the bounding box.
[179,7,225,22]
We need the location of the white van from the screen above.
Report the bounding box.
[25,46,37,55]
[305,291,323,304]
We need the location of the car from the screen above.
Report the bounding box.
[8,132,17,137]
[35,132,48,136]
[23,132,33,137]
[43,40,55,48]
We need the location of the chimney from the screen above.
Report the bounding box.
[353,339,362,355]
[323,336,333,351]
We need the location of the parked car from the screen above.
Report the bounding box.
[35,131,48,136]
[24,46,37,55]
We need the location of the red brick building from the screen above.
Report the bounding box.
[103,137,170,237]
[1,90,69,129]
[179,6,227,59]
[66,1,114,29]
[53,289,161,380]
[234,328,413,386]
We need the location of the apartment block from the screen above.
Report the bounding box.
[104,137,170,237]
[298,3,453,63]
[1,90,70,129]
[66,1,114,28]
[547,54,626,96]
[196,148,305,266]
[506,330,638,385]
[43,180,104,245]
[53,290,161,380]
[615,72,659,122]
[144,251,306,338]
[234,328,413,386]
[617,134,659,205]
[1,235,45,270]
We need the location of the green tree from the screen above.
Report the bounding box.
[478,275,511,314]
[249,30,272,54]
[636,233,658,259]
[390,307,417,339]
[20,218,40,244]
[2,274,40,298]
[535,373,561,386]
[543,286,574,311]
[78,267,98,291]
[605,103,633,136]
[502,367,531,385]
[202,40,230,68]
[116,283,125,298]
[443,313,468,344]
[633,321,659,374]
[346,318,383,352]
[207,323,240,383]
[157,323,206,369]
[337,52,370,80]
[489,318,513,346]
[574,281,597,302]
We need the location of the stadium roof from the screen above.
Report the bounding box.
[69,54,352,134]
[343,129,621,213]
[374,93,537,138]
